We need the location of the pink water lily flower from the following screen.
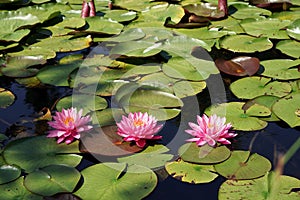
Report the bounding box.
[47,108,92,144]
[116,112,163,148]
[185,114,237,147]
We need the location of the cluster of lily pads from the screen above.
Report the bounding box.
[0,0,300,199]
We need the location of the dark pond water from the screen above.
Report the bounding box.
[0,75,299,199]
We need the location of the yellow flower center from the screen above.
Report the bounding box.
[133,119,145,127]
[64,117,74,125]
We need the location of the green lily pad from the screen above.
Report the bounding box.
[91,108,126,126]
[2,136,82,173]
[230,3,272,19]
[104,10,137,22]
[230,76,292,99]
[56,94,107,115]
[84,17,124,35]
[219,172,300,200]
[214,150,272,180]
[205,102,271,131]
[117,145,173,169]
[174,27,230,40]
[7,46,56,60]
[220,35,273,53]
[15,76,41,88]
[0,88,15,108]
[165,159,218,184]
[260,59,300,80]
[241,18,290,39]
[0,165,21,184]
[24,165,81,196]
[113,0,160,11]
[0,43,18,51]
[286,18,300,41]
[276,40,300,58]
[272,93,300,127]
[0,177,42,200]
[271,10,300,21]
[210,16,245,33]
[178,143,231,164]
[107,28,145,42]
[74,163,157,200]
[46,17,86,36]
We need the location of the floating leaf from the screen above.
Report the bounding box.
[113,0,159,11]
[84,17,124,35]
[272,93,300,127]
[24,165,81,196]
[210,16,245,33]
[230,76,291,99]
[183,3,225,19]
[46,17,86,36]
[107,28,145,42]
[0,88,15,108]
[7,46,56,60]
[219,172,300,200]
[230,3,272,19]
[0,177,42,200]
[214,150,272,180]
[215,56,260,76]
[117,145,173,169]
[220,35,273,53]
[3,136,82,173]
[286,18,300,41]
[205,102,271,131]
[276,40,300,58]
[74,163,157,200]
[260,59,300,80]
[91,108,126,126]
[178,143,231,164]
[104,10,137,22]
[0,165,21,184]
[174,27,229,40]
[56,94,107,115]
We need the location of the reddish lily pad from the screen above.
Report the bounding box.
[215,56,260,76]
[183,3,225,19]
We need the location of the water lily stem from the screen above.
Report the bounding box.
[283,136,300,165]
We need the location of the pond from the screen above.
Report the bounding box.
[0,0,300,199]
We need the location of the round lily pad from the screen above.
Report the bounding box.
[286,18,300,41]
[3,136,82,173]
[104,10,137,22]
[260,59,300,80]
[107,28,145,42]
[0,177,42,200]
[205,102,271,131]
[165,159,218,184]
[178,143,231,164]
[220,35,273,53]
[219,172,300,200]
[230,76,291,99]
[0,88,15,108]
[276,40,300,58]
[214,150,272,180]
[74,163,157,200]
[272,93,300,127]
[24,165,81,196]
[117,145,173,169]
[84,17,124,35]
[0,165,21,184]
[230,3,272,19]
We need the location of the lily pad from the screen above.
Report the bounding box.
[178,143,231,164]
[205,102,271,131]
[24,165,81,196]
[260,59,300,80]
[113,0,159,11]
[210,16,245,33]
[230,76,292,99]
[84,17,124,35]
[0,88,15,108]
[214,150,272,180]
[7,46,56,60]
[219,172,300,200]
[0,177,42,200]
[46,17,86,36]
[165,159,218,184]
[104,10,137,22]
[107,28,145,42]
[276,40,300,58]
[74,163,157,200]
[220,35,273,53]
[230,3,272,19]
[91,108,126,126]
[56,94,107,115]
[272,93,300,127]
[183,3,225,19]
[117,145,173,169]
[0,165,21,184]
[2,136,82,173]
[286,18,300,41]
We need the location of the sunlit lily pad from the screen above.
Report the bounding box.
[178,143,231,164]
[24,165,81,196]
[183,3,225,19]
[276,40,300,58]
[271,10,300,21]
[74,163,157,199]
[7,46,56,60]
[165,159,218,184]
[286,18,300,41]
[46,17,86,36]
[91,108,126,126]
[230,3,272,19]
[205,102,271,131]
[210,16,245,33]
[84,17,124,35]
[219,172,300,200]
[0,43,18,51]
[0,88,15,108]
[118,145,173,169]
[113,0,160,11]
[230,76,291,99]
[0,165,21,184]
[174,27,229,40]
[214,150,272,180]
[56,94,107,115]
[104,10,137,22]
[272,93,300,127]
[107,28,145,42]
[3,136,82,173]
[0,177,42,200]
[220,35,273,53]
[260,59,300,80]
[215,56,260,76]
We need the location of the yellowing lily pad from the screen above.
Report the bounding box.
[0,88,15,108]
